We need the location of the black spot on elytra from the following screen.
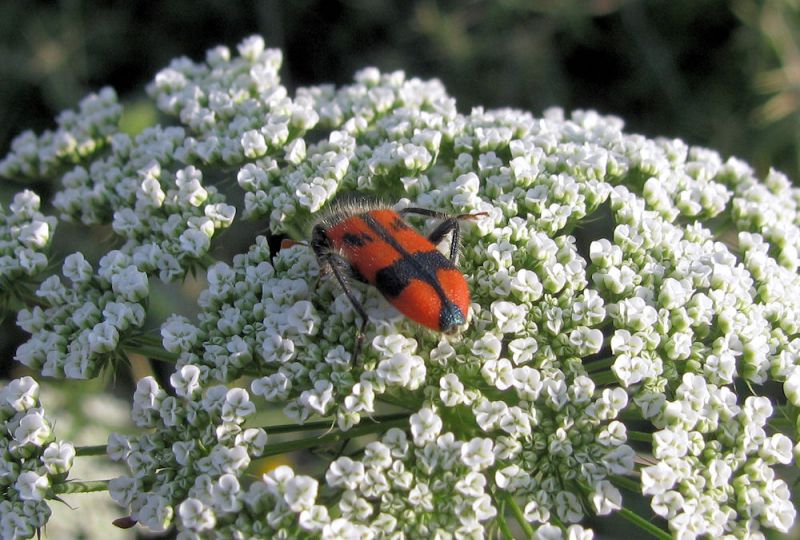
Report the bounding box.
[343,232,373,247]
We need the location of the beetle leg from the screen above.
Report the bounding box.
[400,207,488,264]
[323,251,369,366]
[399,207,449,220]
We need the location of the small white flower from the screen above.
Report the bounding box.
[241,130,268,158]
[460,438,495,470]
[589,481,622,515]
[14,410,51,447]
[376,353,426,390]
[251,372,292,402]
[491,300,527,334]
[326,457,366,490]
[284,300,321,335]
[175,166,208,207]
[511,366,543,401]
[205,203,236,227]
[284,475,319,512]
[221,388,255,421]
[299,380,335,416]
[179,228,211,258]
[1,376,39,412]
[260,333,297,364]
[17,220,51,249]
[533,524,561,540]
[15,471,50,501]
[759,433,793,465]
[439,373,466,407]
[87,321,119,354]
[407,481,434,512]
[107,432,132,462]
[410,408,443,446]
[784,366,800,406]
[299,505,331,531]
[110,265,149,302]
[108,475,138,506]
[137,494,174,532]
[42,441,75,475]
[177,498,216,531]
[508,337,538,365]
[343,382,375,414]
[473,398,508,432]
[641,460,678,495]
[161,315,201,353]
[470,334,503,361]
[555,491,584,523]
[170,365,202,398]
[210,473,242,513]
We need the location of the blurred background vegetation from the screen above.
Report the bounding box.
[2,1,800,537]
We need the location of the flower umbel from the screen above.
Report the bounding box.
[0,377,76,540]
[2,34,800,539]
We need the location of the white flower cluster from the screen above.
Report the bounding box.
[15,251,148,378]
[317,406,619,538]
[320,419,498,537]
[0,191,56,294]
[160,235,322,383]
[0,87,121,179]
[147,35,319,166]
[53,127,235,281]
[107,369,268,535]
[146,35,326,234]
[4,34,800,538]
[237,65,453,235]
[642,373,795,538]
[0,377,75,540]
[155,37,798,537]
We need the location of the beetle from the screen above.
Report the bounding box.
[311,199,486,365]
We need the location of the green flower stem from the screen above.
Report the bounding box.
[616,506,671,540]
[584,356,615,373]
[618,410,645,421]
[284,222,307,243]
[122,335,179,363]
[495,508,515,540]
[73,416,412,461]
[122,343,178,364]
[52,479,110,495]
[378,390,422,411]
[75,444,108,457]
[265,413,410,435]
[610,474,642,494]
[257,415,409,458]
[501,492,534,538]
[768,416,794,432]
[15,282,44,306]
[578,477,668,539]
[126,333,163,347]
[198,253,217,268]
[587,369,617,386]
[627,431,653,443]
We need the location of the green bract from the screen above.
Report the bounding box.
[2,34,799,540]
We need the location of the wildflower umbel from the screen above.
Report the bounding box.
[0,377,75,540]
[2,34,800,539]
